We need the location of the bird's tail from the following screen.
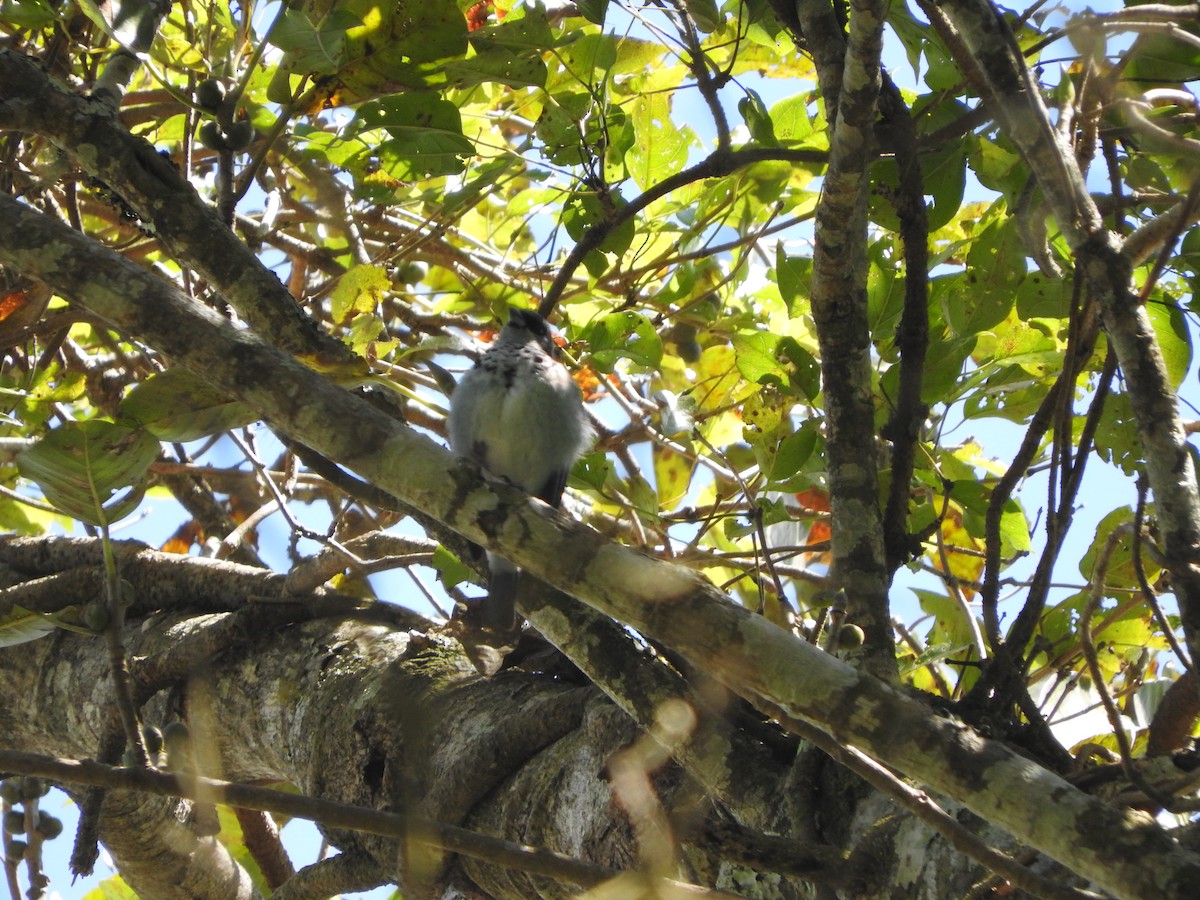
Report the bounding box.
[483,552,519,632]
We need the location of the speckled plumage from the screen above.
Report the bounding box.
[448,308,591,630]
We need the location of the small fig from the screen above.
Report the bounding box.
[223,120,255,151]
[0,779,21,804]
[198,121,227,152]
[838,623,865,649]
[3,810,26,835]
[83,600,110,632]
[142,724,163,756]
[35,813,62,840]
[163,721,191,770]
[19,777,45,800]
[5,839,26,863]
[195,79,226,111]
[395,262,426,284]
[162,721,190,747]
[665,322,702,363]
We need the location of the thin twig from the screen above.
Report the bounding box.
[1079,524,1169,807]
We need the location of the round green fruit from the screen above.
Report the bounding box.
[0,780,21,804]
[20,777,45,800]
[142,724,164,756]
[838,624,865,649]
[223,120,255,151]
[83,600,109,631]
[35,813,63,840]
[3,810,26,835]
[198,121,227,152]
[195,80,225,111]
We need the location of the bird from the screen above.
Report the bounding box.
[448,307,592,633]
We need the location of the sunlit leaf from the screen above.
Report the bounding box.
[586,311,663,370]
[1145,298,1191,391]
[432,544,473,590]
[0,604,76,647]
[330,264,390,323]
[627,93,693,190]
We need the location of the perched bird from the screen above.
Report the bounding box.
[448,307,592,632]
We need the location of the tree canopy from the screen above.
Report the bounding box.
[2,0,1200,898]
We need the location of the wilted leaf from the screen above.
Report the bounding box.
[653,444,693,511]
[330,264,391,323]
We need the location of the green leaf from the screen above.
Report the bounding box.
[683,0,723,33]
[1079,506,1144,593]
[999,498,1032,556]
[82,875,140,900]
[914,588,981,660]
[769,427,816,482]
[1145,298,1191,391]
[775,244,811,315]
[536,92,595,166]
[653,443,693,511]
[0,0,56,28]
[17,420,158,527]
[577,0,608,26]
[732,331,782,384]
[432,544,473,590]
[451,4,553,89]
[269,6,358,75]
[769,94,818,145]
[270,0,468,101]
[562,193,634,256]
[587,312,663,371]
[572,450,615,494]
[1092,392,1142,476]
[778,338,821,401]
[738,89,777,146]
[357,96,474,179]
[120,368,258,442]
[1124,28,1200,85]
[628,93,693,190]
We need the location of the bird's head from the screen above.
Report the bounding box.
[502,307,560,359]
